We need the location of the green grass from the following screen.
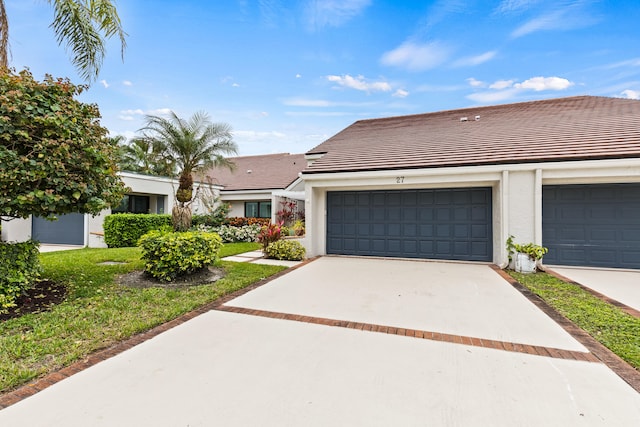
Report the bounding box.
[0,243,284,393]
[510,271,640,369]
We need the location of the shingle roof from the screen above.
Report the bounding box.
[303,96,640,174]
[207,153,306,191]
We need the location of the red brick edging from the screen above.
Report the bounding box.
[491,265,640,393]
[0,257,318,410]
[215,304,599,363]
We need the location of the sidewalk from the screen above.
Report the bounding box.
[221,250,303,267]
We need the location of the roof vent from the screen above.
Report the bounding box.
[475,115,481,121]
[459,117,468,122]
[246,169,252,174]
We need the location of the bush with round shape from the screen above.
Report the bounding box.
[265,239,306,261]
[137,230,222,282]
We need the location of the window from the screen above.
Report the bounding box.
[245,201,271,218]
[112,195,150,214]
[156,196,165,214]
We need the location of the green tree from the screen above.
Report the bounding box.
[135,111,238,231]
[0,0,126,82]
[117,136,175,176]
[0,68,127,219]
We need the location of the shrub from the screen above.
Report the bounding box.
[137,230,223,282]
[224,217,270,227]
[257,222,283,252]
[196,224,261,243]
[0,240,42,313]
[103,213,172,247]
[265,240,306,261]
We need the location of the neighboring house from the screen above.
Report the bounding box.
[208,153,306,222]
[1,172,217,247]
[301,96,640,270]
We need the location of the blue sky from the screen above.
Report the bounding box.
[5,0,640,155]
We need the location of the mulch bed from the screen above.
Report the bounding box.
[0,280,67,321]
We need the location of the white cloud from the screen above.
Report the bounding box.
[148,108,173,116]
[511,3,598,38]
[283,97,379,108]
[621,89,640,100]
[514,76,573,91]
[326,74,392,93]
[495,0,542,14]
[118,108,172,121]
[284,98,333,107]
[232,83,240,87]
[467,88,520,103]
[122,80,133,86]
[392,89,409,98]
[380,41,450,72]
[295,74,302,78]
[602,58,640,69]
[466,78,486,88]
[467,76,574,104]
[120,109,145,116]
[306,0,371,30]
[489,79,515,90]
[453,50,497,67]
[100,79,109,88]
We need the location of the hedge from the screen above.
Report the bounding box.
[103,213,172,248]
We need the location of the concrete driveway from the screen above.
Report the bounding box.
[1,257,638,426]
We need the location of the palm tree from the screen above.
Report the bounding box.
[135,111,238,231]
[117,136,175,176]
[0,0,126,82]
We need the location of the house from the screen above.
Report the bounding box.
[301,96,640,270]
[207,153,306,222]
[1,172,217,247]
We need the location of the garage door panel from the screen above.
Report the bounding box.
[419,225,434,237]
[472,224,488,239]
[543,184,640,269]
[327,188,492,261]
[403,224,417,236]
[32,213,84,245]
[471,206,488,221]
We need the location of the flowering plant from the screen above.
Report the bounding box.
[257,221,283,253]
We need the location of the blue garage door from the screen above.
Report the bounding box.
[32,213,85,245]
[327,188,492,261]
[543,184,640,269]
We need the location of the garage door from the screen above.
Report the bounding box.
[32,213,85,245]
[327,188,492,261]
[543,184,640,269]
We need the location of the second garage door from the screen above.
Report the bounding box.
[327,188,492,261]
[32,213,85,245]
[543,183,640,269]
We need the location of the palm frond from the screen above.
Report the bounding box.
[48,0,127,82]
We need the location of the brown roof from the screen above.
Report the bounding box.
[207,153,306,191]
[303,96,640,174]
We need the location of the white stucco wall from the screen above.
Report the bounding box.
[302,158,640,266]
[1,217,32,242]
[0,173,220,247]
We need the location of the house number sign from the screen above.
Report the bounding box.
[396,176,405,183]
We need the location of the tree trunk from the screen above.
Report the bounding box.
[172,204,192,232]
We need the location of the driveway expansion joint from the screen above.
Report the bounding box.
[215,304,600,363]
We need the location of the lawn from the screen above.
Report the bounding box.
[0,242,285,393]
[509,271,640,370]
